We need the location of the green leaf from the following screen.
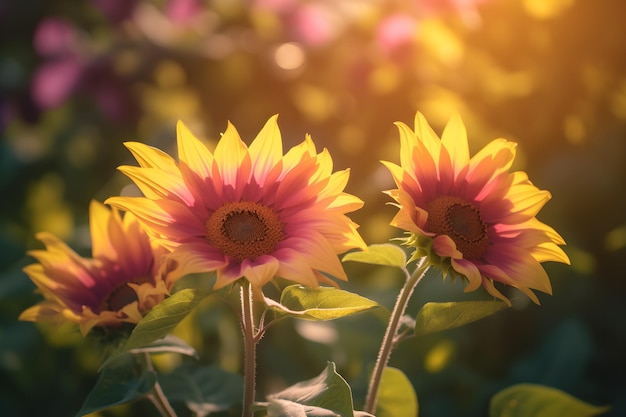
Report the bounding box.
[342,244,407,268]
[159,364,243,415]
[76,354,156,416]
[128,334,198,359]
[268,362,355,417]
[124,287,212,350]
[102,287,212,368]
[375,367,418,417]
[489,383,610,417]
[267,285,381,321]
[415,301,508,336]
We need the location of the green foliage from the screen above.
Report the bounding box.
[129,334,198,358]
[76,354,156,416]
[375,367,418,417]
[263,362,357,417]
[489,384,610,417]
[98,287,212,370]
[159,364,243,415]
[125,288,212,350]
[342,244,407,268]
[414,301,508,336]
[266,285,383,321]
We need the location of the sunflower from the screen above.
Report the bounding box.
[105,115,365,289]
[19,200,180,336]
[383,112,570,304]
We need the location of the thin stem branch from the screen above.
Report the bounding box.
[364,257,429,414]
[241,280,257,417]
[143,352,178,417]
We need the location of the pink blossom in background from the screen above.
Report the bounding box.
[166,0,203,24]
[31,58,83,109]
[33,18,79,57]
[291,3,338,47]
[376,13,418,54]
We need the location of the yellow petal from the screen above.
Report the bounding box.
[214,121,250,187]
[242,256,280,287]
[124,141,179,174]
[118,166,193,204]
[381,160,405,187]
[413,112,442,162]
[481,278,512,306]
[394,121,418,175]
[176,119,214,181]
[248,115,283,182]
[441,113,470,177]
[89,200,118,261]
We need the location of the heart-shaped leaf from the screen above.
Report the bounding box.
[415,301,508,336]
[489,383,610,417]
[159,364,243,416]
[268,362,355,417]
[375,367,418,417]
[128,334,198,359]
[76,354,155,416]
[342,244,407,268]
[266,285,382,321]
[102,287,212,368]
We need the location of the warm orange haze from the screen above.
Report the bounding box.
[1,1,624,416]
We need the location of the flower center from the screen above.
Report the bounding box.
[425,195,489,260]
[206,201,284,262]
[100,282,139,313]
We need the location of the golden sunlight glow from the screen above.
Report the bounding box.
[523,0,575,19]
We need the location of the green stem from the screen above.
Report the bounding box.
[143,352,178,417]
[241,280,257,417]
[364,257,429,414]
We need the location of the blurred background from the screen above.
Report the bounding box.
[1,0,626,416]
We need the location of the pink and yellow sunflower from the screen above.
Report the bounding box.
[105,115,366,289]
[383,112,570,304]
[19,200,181,335]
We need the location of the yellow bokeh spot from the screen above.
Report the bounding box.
[369,64,400,95]
[424,339,456,373]
[250,10,283,40]
[566,246,595,275]
[211,0,244,19]
[292,84,335,122]
[563,115,586,144]
[337,124,366,155]
[416,86,466,127]
[26,173,73,239]
[523,0,575,20]
[154,60,186,88]
[419,20,463,66]
[605,225,626,252]
[610,80,626,120]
